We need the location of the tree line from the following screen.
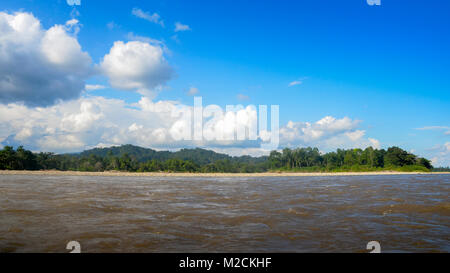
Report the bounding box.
[268,146,433,172]
[0,145,434,173]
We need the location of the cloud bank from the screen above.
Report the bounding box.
[0,12,92,107]
[0,95,380,156]
[0,11,382,157]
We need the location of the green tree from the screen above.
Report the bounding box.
[417,158,433,169]
[0,146,17,170]
[384,147,416,167]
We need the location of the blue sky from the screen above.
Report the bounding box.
[0,0,449,166]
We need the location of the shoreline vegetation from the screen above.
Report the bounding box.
[0,144,447,175]
[1,170,449,177]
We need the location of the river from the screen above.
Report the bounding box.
[0,174,448,252]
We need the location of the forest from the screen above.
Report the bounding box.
[0,144,435,173]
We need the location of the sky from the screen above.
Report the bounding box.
[0,0,449,166]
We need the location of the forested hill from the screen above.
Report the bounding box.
[78,144,267,165]
[0,145,435,173]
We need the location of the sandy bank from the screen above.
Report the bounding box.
[0,170,448,177]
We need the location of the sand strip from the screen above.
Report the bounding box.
[0,170,448,177]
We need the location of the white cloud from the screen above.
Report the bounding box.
[136,96,177,113]
[100,40,173,98]
[0,11,92,106]
[279,116,379,151]
[281,116,360,143]
[237,94,250,101]
[345,130,365,141]
[64,18,81,35]
[61,101,103,132]
[368,138,381,149]
[0,11,385,157]
[41,25,90,70]
[132,8,164,27]
[85,84,106,91]
[416,126,450,136]
[415,126,449,130]
[65,19,79,26]
[288,77,308,87]
[416,125,450,137]
[174,22,191,32]
[202,105,258,142]
[0,96,178,153]
[429,142,450,167]
[210,147,270,157]
[288,80,302,87]
[15,127,33,142]
[188,87,199,96]
[0,95,381,156]
[0,96,257,153]
[39,134,85,151]
[126,32,171,55]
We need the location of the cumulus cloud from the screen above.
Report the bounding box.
[429,142,450,167]
[0,11,382,157]
[0,96,177,153]
[174,22,191,32]
[126,32,171,54]
[279,116,380,151]
[0,96,258,153]
[281,116,359,143]
[0,12,92,106]
[202,105,258,143]
[0,94,380,156]
[368,138,381,149]
[100,40,173,97]
[132,8,164,27]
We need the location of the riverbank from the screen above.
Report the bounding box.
[1,170,449,177]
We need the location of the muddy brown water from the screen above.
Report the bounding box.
[0,174,448,253]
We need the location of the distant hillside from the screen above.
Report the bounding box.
[0,145,433,173]
[78,144,266,165]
